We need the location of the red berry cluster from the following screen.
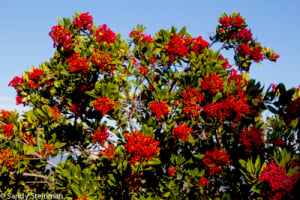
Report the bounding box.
[49,25,72,49]
[231,28,253,42]
[259,160,299,200]
[265,51,280,62]
[129,30,154,44]
[172,123,193,142]
[0,148,22,170]
[92,126,110,146]
[132,57,139,66]
[285,97,300,120]
[93,96,117,116]
[163,33,209,62]
[16,95,24,105]
[218,15,246,43]
[203,148,231,176]
[73,12,93,31]
[124,131,160,164]
[219,55,232,70]
[125,172,143,191]
[239,126,263,153]
[150,101,169,119]
[93,24,117,46]
[224,90,249,121]
[163,33,189,62]
[168,166,176,178]
[227,68,247,88]
[8,76,27,105]
[200,72,224,95]
[28,68,44,80]
[203,90,249,121]
[22,132,35,145]
[40,143,55,159]
[1,123,14,138]
[186,36,210,54]
[182,87,204,117]
[91,49,113,72]
[271,83,278,92]
[237,44,264,63]
[69,104,83,118]
[0,110,12,122]
[274,138,284,147]
[47,105,62,121]
[149,57,156,65]
[219,15,244,29]
[139,65,149,75]
[217,14,279,69]
[199,175,210,188]
[8,76,23,90]
[27,68,45,89]
[67,53,91,76]
[99,144,115,161]
[74,198,89,200]
[236,43,250,56]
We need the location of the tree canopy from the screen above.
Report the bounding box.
[0,11,299,200]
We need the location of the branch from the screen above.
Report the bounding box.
[37,127,41,154]
[46,160,57,168]
[25,181,50,186]
[107,138,118,144]
[23,172,49,180]
[201,129,207,140]
[26,153,57,168]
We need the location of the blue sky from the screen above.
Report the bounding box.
[1,0,299,112]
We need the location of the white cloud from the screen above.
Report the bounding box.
[0,96,30,113]
[0,96,15,102]
[0,104,29,113]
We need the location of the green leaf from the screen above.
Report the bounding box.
[161,29,170,42]
[178,26,187,36]
[290,118,299,129]
[187,134,195,145]
[74,10,80,17]
[222,193,231,200]
[194,154,204,160]
[171,26,177,34]
[259,162,267,175]
[148,158,161,165]
[108,173,116,183]
[163,192,171,197]
[114,145,123,155]
[85,91,99,99]
[55,142,66,149]
[251,184,261,194]
[287,166,299,176]
[63,18,71,27]
[58,17,64,26]
[213,92,222,103]
[239,159,247,168]
[70,185,81,196]
[254,156,261,172]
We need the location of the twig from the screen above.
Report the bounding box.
[23,172,49,180]
[26,153,57,168]
[37,127,41,154]
[201,129,207,140]
[47,160,57,168]
[25,181,50,186]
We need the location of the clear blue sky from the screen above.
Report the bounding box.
[1,0,299,112]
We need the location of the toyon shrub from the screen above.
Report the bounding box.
[1,11,299,199]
